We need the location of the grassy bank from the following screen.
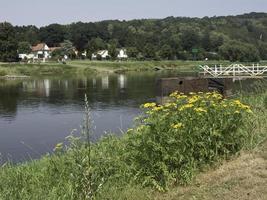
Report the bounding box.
[0,87,267,199]
[0,60,266,77]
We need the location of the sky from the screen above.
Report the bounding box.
[0,0,267,27]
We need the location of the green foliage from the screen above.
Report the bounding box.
[219,40,260,62]
[159,45,174,60]
[127,47,139,58]
[264,95,267,109]
[38,23,66,47]
[0,22,18,62]
[108,40,118,60]
[17,41,31,54]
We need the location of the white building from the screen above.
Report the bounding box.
[92,49,128,60]
[117,49,128,59]
[31,43,51,60]
[18,53,34,60]
[92,50,109,59]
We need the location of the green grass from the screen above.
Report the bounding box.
[0,87,267,200]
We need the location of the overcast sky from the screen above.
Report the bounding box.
[0,0,267,27]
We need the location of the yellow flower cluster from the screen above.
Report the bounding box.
[142,92,252,118]
[194,107,207,113]
[164,103,177,108]
[143,102,156,108]
[188,95,200,104]
[171,123,184,129]
[179,103,194,111]
[233,100,252,113]
[170,91,187,99]
[152,105,164,112]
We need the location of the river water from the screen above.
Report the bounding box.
[0,71,262,163]
[0,71,188,163]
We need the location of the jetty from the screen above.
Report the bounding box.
[199,64,267,78]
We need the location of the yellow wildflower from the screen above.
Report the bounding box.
[170,91,179,97]
[164,103,176,108]
[179,103,194,111]
[171,123,184,129]
[143,102,156,108]
[194,107,207,113]
[152,106,164,112]
[188,96,200,104]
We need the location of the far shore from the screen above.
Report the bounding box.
[0,60,232,77]
[0,60,266,78]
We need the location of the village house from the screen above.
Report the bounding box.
[117,49,128,59]
[92,50,109,60]
[18,43,62,62]
[91,49,128,60]
[31,43,51,60]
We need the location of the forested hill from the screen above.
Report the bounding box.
[0,12,267,62]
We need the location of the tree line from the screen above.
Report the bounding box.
[0,12,267,62]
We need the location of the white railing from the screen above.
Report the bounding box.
[199,64,267,77]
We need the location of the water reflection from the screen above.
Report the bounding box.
[0,71,175,163]
[118,74,127,89]
[101,76,109,89]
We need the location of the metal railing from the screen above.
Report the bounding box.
[199,64,267,77]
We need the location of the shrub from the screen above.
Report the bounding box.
[126,92,252,190]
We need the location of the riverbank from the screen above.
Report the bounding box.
[1,60,266,78]
[0,88,266,199]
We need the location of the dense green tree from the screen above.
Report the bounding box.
[14,25,39,45]
[17,41,31,54]
[180,27,200,51]
[258,42,267,60]
[108,40,118,60]
[61,40,75,57]
[159,44,174,60]
[87,37,106,53]
[219,40,260,62]
[0,22,18,62]
[126,47,139,58]
[39,24,66,47]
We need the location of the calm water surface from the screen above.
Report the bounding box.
[0,71,189,163]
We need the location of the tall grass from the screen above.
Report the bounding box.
[0,87,267,199]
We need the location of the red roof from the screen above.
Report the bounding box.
[31,43,48,52]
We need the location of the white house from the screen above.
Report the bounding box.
[18,53,34,60]
[117,49,128,59]
[81,50,87,57]
[91,49,128,60]
[31,43,51,60]
[92,50,109,59]
[18,43,64,62]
